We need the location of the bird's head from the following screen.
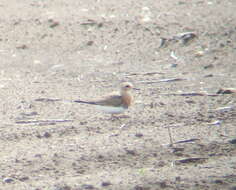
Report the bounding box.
[120,82,134,92]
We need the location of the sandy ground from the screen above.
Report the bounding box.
[0,0,236,189]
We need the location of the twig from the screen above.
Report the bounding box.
[174,138,200,144]
[160,92,220,97]
[217,88,236,94]
[35,98,61,102]
[215,106,234,112]
[167,126,173,147]
[15,119,73,124]
[139,78,186,84]
[159,78,186,82]
[170,51,178,60]
[120,124,126,129]
[126,72,165,76]
[159,32,197,48]
[175,157,208,165]
[159,38,167,48]
[208,120,222,126]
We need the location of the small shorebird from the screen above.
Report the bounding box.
[74,82,135,115]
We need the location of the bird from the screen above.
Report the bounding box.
[74,82,136,115]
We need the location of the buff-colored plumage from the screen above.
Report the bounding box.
[74,82,134,114]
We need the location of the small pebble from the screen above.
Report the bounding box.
[229,139,236,144]
[19,176,29,181]
[48,19,60,28]
[16,44,28,49]
[157,161,166,167]
[81,184,94,189]
[135,133,143,138]
[204,74,213,77]
[170,63,178,68]
[195,50,204,57]
[80,121,87,125]
[214,179,224,184]
[86,41,94,46]
[125,149,136,155]
[101,181,112,187]
[3,177,14,183]
[43,132,51,138]
[204,64,214,69]
[134,185,146,190]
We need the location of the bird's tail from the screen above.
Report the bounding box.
[74,100,97,105]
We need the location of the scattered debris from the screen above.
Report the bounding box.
[209,120,222,126]
[174,32,197,45]
[159,181,168,188]
[34,60,41,64]
[185,100,195,104]
[139,78,186,84]
[112,61,124,66]
[229,139,236,144]
[81,20,97,26]
[170,51,178,60]
[3,178,14,183]
[170,51,179,67]
[80,19,103,28]
[135,133,143,138]
[161,92,219,97]
[174,138,200,144]
[20,112,38,117]
[35,98,61,102]
[50,64,65,70]
[215,106,234,112]
[204,74,213,77]
[159,32,197,48]
[16,44,28,49]
[217,88,236,94]
[80,121,88,125]
[48,19,59,28]
[172,147,185,153]
[54,185,71,190]
[150,102,156,108]
[140,7,152,22]
[158,78,186,82]
[175,157,208,165]
[19,176,29,182]
[125,149,137,156]
[195,50,205,57]
[43,132,51,138]
[167,126,173,147]
[120,124,126,129]
[134,185,148,190]
[204,64,214,69]
[15,119,73,124]
[156,160,166,167]
[86,40,94,46]
[126,71,165,76]
[101,182,112,187]
[159,37,168,48]
[213,179,225,184]
[171,63,178,68]
[81,184,95,189]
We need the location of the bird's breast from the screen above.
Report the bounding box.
[121,93,132,108]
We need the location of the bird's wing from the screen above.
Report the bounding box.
[94,93,123,107]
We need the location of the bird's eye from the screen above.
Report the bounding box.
[125,85,130,88]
